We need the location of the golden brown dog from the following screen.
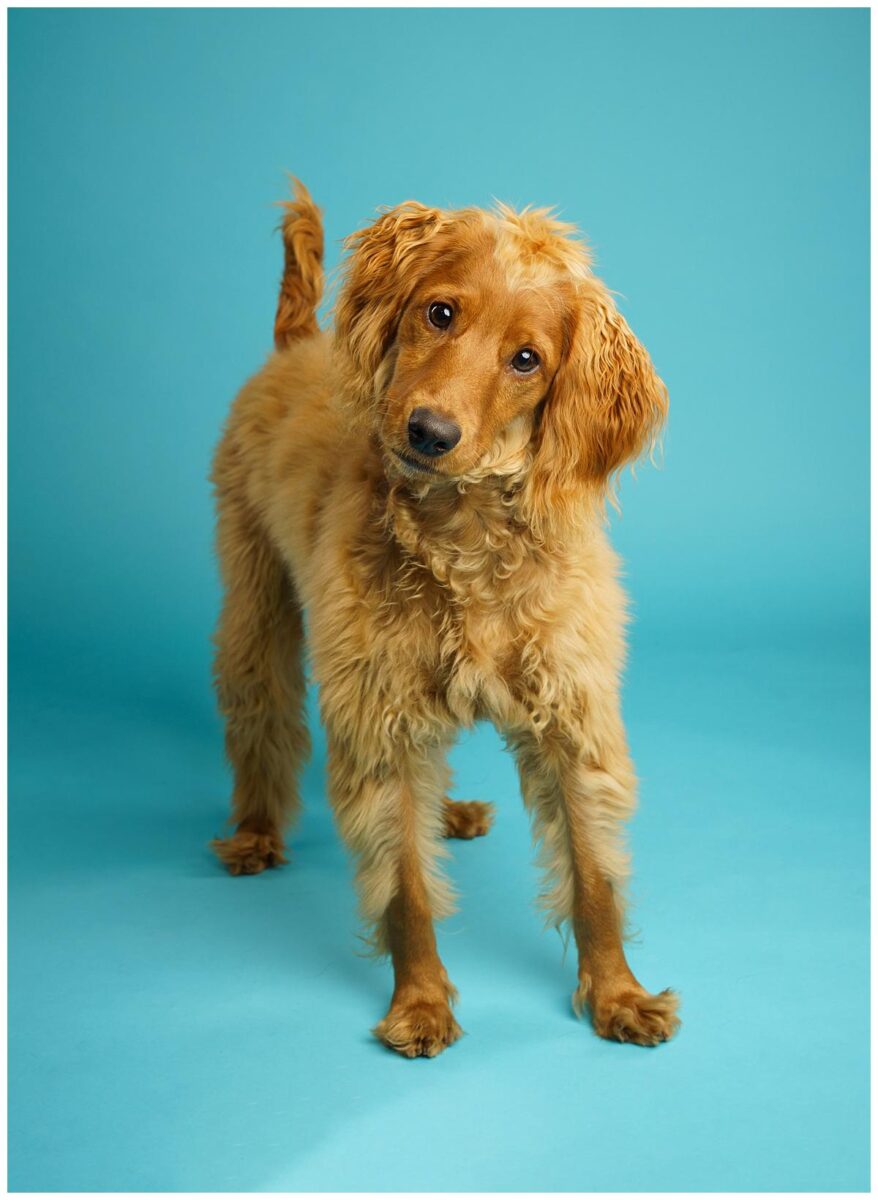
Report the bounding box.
[211,180,679,1057]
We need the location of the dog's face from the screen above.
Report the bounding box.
[335,202,667,507]
[379,225,569,480]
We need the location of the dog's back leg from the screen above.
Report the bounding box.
[442,798,494,839]
[210,176,320,874]
[210,486,310,875]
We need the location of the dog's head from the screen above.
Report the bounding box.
[334,201,667,517]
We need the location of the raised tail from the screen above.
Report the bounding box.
[274,178,324,350]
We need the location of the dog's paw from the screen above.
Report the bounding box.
[443,799,494,839]
[578,985,680,1047]
[211,830,288,876]
[374,998,463,1059]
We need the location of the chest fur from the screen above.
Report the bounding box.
[388,524,566,731]
[305,475,604,747]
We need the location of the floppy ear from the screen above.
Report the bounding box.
[529,280,668,519]
[333,202,449,411]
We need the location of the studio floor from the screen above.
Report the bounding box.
[9,630,869,1192]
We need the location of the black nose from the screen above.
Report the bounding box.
[407,407,462,458]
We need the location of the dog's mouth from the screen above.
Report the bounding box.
[390,449,441,477]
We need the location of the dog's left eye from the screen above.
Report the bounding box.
[511,348,540,373]
[428,301,454,329]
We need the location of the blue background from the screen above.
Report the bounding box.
[9,7,869,1191]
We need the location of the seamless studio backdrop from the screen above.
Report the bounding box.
[9,8,869,1193]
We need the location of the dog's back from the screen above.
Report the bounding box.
[212,183,344,573]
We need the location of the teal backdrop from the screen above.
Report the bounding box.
[9,7,869,1192]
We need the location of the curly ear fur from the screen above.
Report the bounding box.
[528,280,668,521]
[333,203,450,411]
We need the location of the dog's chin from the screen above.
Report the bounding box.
[387,448,447,481]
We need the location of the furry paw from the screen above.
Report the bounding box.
[443,799,494,839]
[211,830,288,876]
[578,985,680,1047]
[374,998,463,1059]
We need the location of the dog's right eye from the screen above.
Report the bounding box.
[427,301,454,329]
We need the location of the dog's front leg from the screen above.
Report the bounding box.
[327,737,461,1058]
[377,827,461,1058]
[515,730,680,1046]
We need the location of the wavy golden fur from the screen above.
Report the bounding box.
[211,179,679,1057]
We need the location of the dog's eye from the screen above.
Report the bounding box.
[427,301,454,329]
[511,347,540,373]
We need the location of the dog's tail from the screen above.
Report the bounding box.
[274,177,324,350]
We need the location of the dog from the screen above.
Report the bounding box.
[210,180,679,1057]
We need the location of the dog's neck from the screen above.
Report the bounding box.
[382,467,539,595]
